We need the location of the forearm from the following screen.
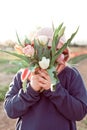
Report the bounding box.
[43,83,87,121]
[4,84,40,118]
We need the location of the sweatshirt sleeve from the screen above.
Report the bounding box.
[4,71,40,119]
[43,67,87,121]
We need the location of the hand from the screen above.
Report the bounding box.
[56,63,66,74]
[38,69,51,90]
[29,73,42,92]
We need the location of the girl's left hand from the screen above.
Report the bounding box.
[38,69,51,90]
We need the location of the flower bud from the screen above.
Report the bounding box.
[22,45,34,57]
[56,54,65,64]
[38,35,48,45]
[39,57,50,69]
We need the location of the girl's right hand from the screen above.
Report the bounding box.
[29,73,41,92]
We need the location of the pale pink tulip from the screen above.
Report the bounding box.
[56,54,65,64]
[23,45,34,57]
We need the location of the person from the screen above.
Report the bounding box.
[4,27,87,130]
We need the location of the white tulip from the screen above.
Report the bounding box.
[38,35,48,45]
[39,57,50,69]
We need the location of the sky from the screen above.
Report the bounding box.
[0,0,87,44]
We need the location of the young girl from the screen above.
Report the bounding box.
[4,28,87,130]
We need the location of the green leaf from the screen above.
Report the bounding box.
[53,22,64,38]
[16,31,23,46]
[51,40,56,57]
[39,42,51,59]
[51,27,79,65]
[10,59,29,68]
[58,26,66,38]
[34,39,44,60]
[24,37,31,44]
[52,21,55,31]
[22,80,27,92]
[0,50,30,63]
[47,66,58,86]
[68,54,87,64]
[29,63,39,72]
[52,23,64,57]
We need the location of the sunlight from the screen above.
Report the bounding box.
[0,0,87,44]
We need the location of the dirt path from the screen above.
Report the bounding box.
[0,73,16,130]
[0,102,16,130]
[0,59,87,130]
[0,72,14,86]
[76,59,87,87]
[76,59,87,130]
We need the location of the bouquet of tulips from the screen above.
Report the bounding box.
[0,23,79,91]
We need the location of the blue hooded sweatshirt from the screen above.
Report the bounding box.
[4,66,87,130]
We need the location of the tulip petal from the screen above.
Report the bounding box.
[21,68,30,82]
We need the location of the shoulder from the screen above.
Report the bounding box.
[65,66,85,89]
[12,69,22,82]
[64,66,80,77]
[16,69,22,76]
[60,65,82,82]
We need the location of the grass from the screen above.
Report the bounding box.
[0,53,28,101]
[0,86,8,101]
[0,59,20,74]
[0,59,9,64]
[0,53,20,101]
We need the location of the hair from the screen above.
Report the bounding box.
[36,27,53,39]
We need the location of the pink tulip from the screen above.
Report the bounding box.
[23,45,34,57]
[56,54,65,64]
[21,68,31,82]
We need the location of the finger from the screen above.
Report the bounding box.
[38,76,51,88]
[41,82,51,90]
[38,70,50,80]
[40,69,48,74]
[38,69,48,75]
[38,76,47,83]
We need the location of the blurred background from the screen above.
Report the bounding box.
[0,0,87,130]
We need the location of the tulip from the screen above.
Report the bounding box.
[14,45,23,54]
[56,54,65,64]
[39,57,50,69]
[38,35,48,45]
[22,45,35,57]
[21,68,31,82]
